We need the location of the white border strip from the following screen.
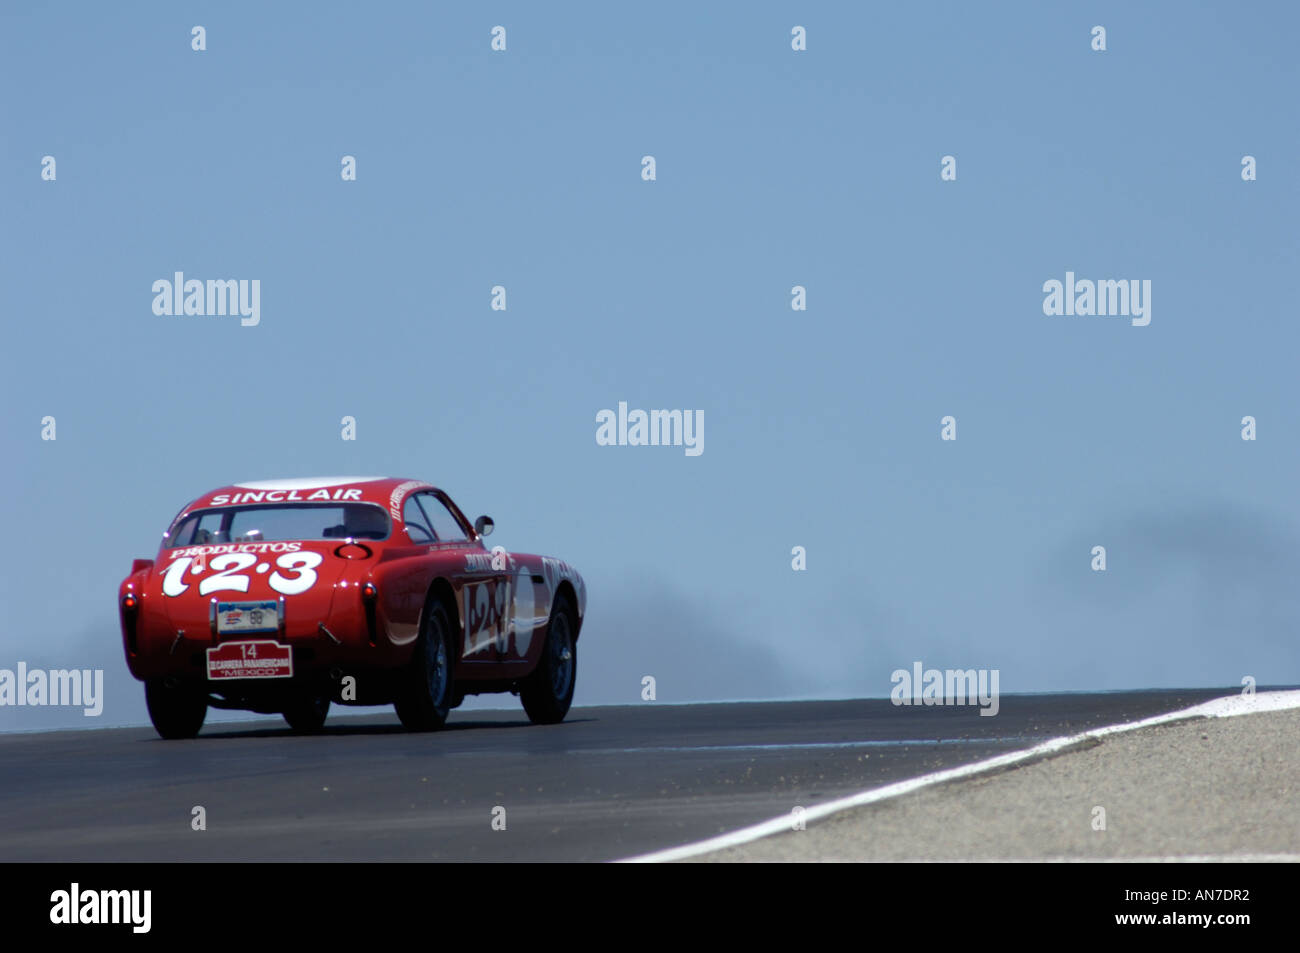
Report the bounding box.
[618,690,1300,863]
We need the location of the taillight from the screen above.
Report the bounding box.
[361,582,378,645]
[121,591,140,655]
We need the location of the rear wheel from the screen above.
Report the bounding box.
[394,599,455,731]
[145,679,208,740]
[521,593,577,725]
[283,692,330,731]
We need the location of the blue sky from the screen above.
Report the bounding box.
[3,2,1299,730]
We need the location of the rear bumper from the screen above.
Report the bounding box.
[123,600,410,685]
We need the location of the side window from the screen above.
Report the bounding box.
[417,492,468,542]
[402,496,435,543]
[169,511,224,546]
[193,511,226,544]
[166,514,197,547]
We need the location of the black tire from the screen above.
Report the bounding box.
[145,679,208,740]
[521,592,577,725]
[283,693,330,731]
[394,599,455,731]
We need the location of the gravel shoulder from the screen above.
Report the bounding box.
[691,707,1300,862]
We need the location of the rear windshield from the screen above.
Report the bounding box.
[165,503,391,547]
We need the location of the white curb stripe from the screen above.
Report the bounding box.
[618,690,1300,863]
[798,853,1300,864]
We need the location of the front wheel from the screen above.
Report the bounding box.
[394,600,455,731]
[521,593,577,725]
[145,679,208,740]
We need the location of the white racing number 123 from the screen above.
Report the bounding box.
[161,551,324,597]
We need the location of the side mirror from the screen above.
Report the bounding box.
[474,515,494,538]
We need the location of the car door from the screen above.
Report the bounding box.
[380,493,442,646]
[414,491,507,666]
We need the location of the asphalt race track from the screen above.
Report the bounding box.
[0,691,1232,862]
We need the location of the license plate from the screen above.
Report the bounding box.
[206,640,293,680]
[215,600,279,634]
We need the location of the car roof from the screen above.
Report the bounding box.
[186,477,435,516]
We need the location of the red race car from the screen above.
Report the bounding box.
[118,477,587,739]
